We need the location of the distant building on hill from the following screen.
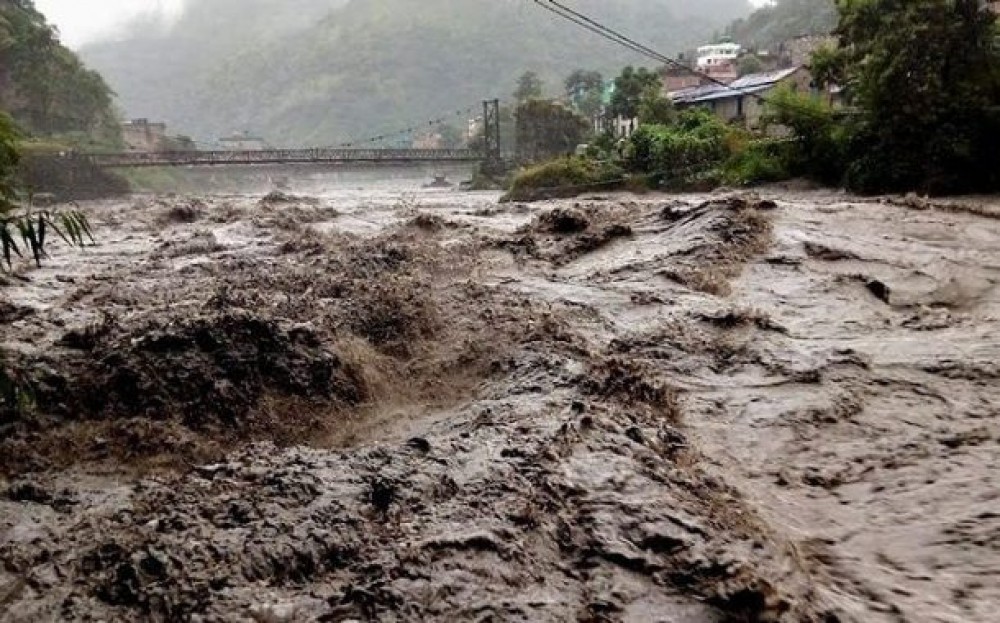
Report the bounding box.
[218,131,267,151]
[122,119,167,152]
[696,42,741,84]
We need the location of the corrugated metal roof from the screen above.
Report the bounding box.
[668,66,804,105]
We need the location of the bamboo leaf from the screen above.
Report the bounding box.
[44,214,72,245]
[74,211,95,244]
[59,213,80,246]
[37,215,45,252]
[25,219,40,267]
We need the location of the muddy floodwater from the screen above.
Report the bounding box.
[1,171,998,622]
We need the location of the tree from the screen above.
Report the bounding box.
[736,54,764,76]
[0,112,19,209]
[0,1,119,144]
[638,89,676,126]
[515,100,590,164]
[609,66,662,120]
[436,123,465,148]
[514,71,544,103]
[827,0,1000,193]
[564,69,604,118]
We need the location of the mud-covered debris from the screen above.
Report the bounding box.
[583,358,679,419]
[367,478,397,515]
[260,191,295,205]
[0,301,33,324]
[866,279,891,303]
[408,213,447,231]
[695,308,788,333]
[804,241,860,261]
[162,200,205,224]
[537,207,590,234]
[6,480,51,504]
[406,437,431,453]
[56,312,365,422]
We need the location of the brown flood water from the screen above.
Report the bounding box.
[0,175,997,622]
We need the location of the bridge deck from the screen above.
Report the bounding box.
[85,148,484,168]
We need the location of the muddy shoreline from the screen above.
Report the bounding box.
[1,186,998,621]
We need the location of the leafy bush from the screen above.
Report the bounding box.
[625,109,730,185]
[762,85,848,185]
[503,157,625,202]
[723,139,790,186]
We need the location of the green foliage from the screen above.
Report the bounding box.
[830,0,1000,193]
[515,71,544,104]
[436,123,465,148]
[565,69,605,119]
[0,111,18,206]
[609,66,662,120]
[0,109,95,269]
[722,139,790,186]
[726,0,838,50]
[637,90,676,126]
[625,108,729,176]
[503,157,625,202]
[736,54,765,76]
[0,207,93,269]
[515,100,590,164]
[762,84,847,184]
[0,0,120,146]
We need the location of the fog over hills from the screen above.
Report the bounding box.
[80,0,752,146]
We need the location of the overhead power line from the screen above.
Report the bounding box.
[322,105,480,149]
[530,0,831,117]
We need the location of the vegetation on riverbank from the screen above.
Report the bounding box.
[507,0,1000,200]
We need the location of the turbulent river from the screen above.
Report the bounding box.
[1,173,998,622]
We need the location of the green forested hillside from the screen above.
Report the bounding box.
[80,0,751,146]
[726,0,838,50]
[0,0,118,146]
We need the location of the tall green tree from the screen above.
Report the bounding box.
[564,69,604,118]
[609,66,662,120]
[0,112,18,208]
[514,71,544,104]
[515,100,589,164]
[0,0,119,145]
[825,0,1000,193]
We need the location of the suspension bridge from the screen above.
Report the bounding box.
[82,101,506,172]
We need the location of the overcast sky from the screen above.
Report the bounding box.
[35,0,773,48]
[34,0,185,47]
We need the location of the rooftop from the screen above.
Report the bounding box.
[669,66,802,105]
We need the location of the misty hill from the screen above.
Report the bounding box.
[81,0,751,146]
[0,0,118,145]
[726,0,838,51]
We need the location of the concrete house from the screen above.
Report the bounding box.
[122,119,168,152]
[668,66,814,129]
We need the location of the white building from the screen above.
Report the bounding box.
[218,132,267,151]
[696,42,742,70]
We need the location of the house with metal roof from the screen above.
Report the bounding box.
[668,66,813,129]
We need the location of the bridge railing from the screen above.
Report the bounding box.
[83,148,485,168]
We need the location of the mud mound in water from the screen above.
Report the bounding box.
[501,202,637,265]
[659,196,774,296]
[1,313,368,473]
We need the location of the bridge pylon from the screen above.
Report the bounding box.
[482,99,503,174]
